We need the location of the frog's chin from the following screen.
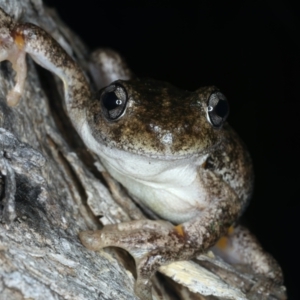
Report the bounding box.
[98,145,209,189]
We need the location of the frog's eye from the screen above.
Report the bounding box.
[206,92,229,128]
[99,84,128,121]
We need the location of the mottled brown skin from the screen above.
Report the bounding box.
[88,80,223,157]
[0,7,283,300]
[81,78,257,299]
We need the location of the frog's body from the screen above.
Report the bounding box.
[0,7,283,300]
[83,78,252,225]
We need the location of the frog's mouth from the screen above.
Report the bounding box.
[93,131,224,161]
[81,117,226,161]
[97,122,227,159]
[99,134,225,162]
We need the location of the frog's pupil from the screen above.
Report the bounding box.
[103,92,121,110]
[215,99,228,118]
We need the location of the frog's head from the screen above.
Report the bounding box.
[86,78,229,159]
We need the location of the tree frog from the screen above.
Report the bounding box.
[0,7,283,299]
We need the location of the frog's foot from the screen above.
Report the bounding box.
[0,13,27,106]
[79,220,190,300]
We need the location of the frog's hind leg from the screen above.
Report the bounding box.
[212,225,283,284]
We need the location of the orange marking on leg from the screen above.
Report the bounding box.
[174,224,185,238]
[13,32,24,50]
[216,236,228,250]
[216,226,234,250]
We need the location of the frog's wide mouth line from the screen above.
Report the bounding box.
[102,137,224,161]
[82,117,225,161]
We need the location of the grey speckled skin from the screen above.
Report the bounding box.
[0,7,283,300]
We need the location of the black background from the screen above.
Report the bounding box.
[44,0,299,298]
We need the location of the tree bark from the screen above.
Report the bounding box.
[0,1,138,299]
[0,1,287,299]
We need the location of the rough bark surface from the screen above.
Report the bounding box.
[0,1,287,300]
[0,1,137,299]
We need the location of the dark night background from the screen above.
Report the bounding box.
[44,0,299,298]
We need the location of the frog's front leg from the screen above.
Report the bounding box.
[0,8,90,130]
[0,9,27,106]
[80,173,241,300]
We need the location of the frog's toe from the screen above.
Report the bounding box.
[79,229,106,251]
[7,90,22,106]
[133,248,176,300]
[134,265,156,300]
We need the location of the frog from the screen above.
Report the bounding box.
[0,7,283,299]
